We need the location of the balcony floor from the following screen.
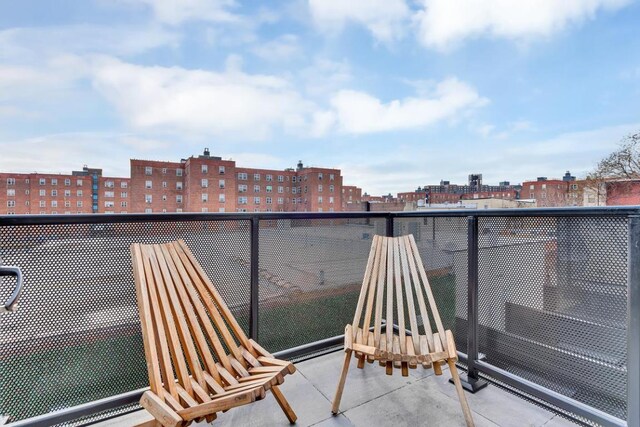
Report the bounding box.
[96,351,577,427]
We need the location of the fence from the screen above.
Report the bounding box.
[0,208,637,426]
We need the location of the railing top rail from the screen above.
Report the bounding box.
[0,206,639,226]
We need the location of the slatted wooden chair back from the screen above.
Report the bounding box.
[352,234,453,368]
[332,234,475,426]
[131,240,297,426]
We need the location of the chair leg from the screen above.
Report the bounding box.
[271,385,298,424]
[447,359,475,427]
[332,349,353,414]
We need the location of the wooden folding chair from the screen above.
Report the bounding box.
[331,235,475,427]
[131,240,298,426]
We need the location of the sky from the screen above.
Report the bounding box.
[0,0,639,195]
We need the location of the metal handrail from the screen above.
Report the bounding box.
[0,266,23,313]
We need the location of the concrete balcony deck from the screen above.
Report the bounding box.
[96,351,577,427]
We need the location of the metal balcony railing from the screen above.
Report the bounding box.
[0,207,638,427]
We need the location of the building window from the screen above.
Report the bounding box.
[318,196,323,203]
[238,196,248,204]
[266,185,273,193]
[277,197,284,204]
[529,185,534,190]
[161,195,167,201]
[121,192,128,198]
[254,185,260,193]
[278,175,284,182]
[219,166,225,174]
[318,185,323,192]
[238,184,247,193]
[39,178,46,185]
[329,185,334,192]
[7,200,15,207]
[39,189,46,197]
[266,197,272,204]
[571,184,579,190]
[201,193,208,202]
[39,200,46,208]
[162,181,167,188]
[77,201,83,207]
[277,186,283,193]
[6,189,15,196]
[51,178,58,186]
[219,207,225,212]
[65,201,71,207]
[145,180,152,189]
[145,194,153,203]
[254,197,261,204]
[292,176,297,183]
[329,196,334,204]
[176,195,183,203]
[219,179,225,189]
[104,201,114,208]
[329,174,334,181]
[202,165,208,174]
[176,169,183,176]
[541,192,546,199]
[121,181,128,188]
[77,190,83,196]
[145,208,152,213]
[201,207,209,212]
[201,179,208,188]
[121,201,128,207]
[145,167,152,175]
[104,191,114,198]
[176,181,183,190]
[7,178,15,185]
[104,181,114,188]
[253,173,260,181]
[219,194,225,202]
[266,174,273,182]
[238,172,247,180]
[318,173,323,180]
[64,190,71,197]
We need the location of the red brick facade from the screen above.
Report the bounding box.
[0,151,344,214]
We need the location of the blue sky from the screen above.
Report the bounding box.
[0,0,639,194]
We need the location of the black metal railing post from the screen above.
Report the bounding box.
[628,215,640,427]
[455,215,487,392]
[386,214,395,237]
[249,217,260,341]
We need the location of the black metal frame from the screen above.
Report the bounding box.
[1,206,638,427]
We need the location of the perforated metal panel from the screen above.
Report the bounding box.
[394,216,468,353]
[0,219,251,422]
[258,217,386,353]
[475,215,628,420]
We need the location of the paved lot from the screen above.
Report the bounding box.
[97,350,577,427]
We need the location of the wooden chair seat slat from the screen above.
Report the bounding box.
[131,240,297,426]
[332,235,475,427]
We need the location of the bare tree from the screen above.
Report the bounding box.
[595,132,640,179]
[587,131,640,205]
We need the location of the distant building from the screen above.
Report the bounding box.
[521,172,583,207]
[0,149,344,214]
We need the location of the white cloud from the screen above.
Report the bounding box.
[90,56,316,139]
[414,0,631,50]
[252,34,301,61]
[329,78,487,134]
[308,0,410,42]
[121,0,240,25]
[0,25,179,62]
[301,58,352,97]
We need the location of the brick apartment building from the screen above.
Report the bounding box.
[0,149,344,214]
[521,171,583,207]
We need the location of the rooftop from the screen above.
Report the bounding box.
[95,351,576,427]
